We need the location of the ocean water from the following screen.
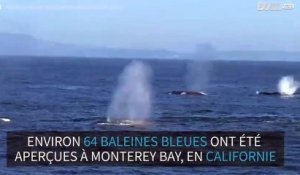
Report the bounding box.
[0,57,299,174]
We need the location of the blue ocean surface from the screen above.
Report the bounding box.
[0,57,299,174]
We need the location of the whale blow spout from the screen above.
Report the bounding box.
[107,61,152,124]
[278,76,299,96]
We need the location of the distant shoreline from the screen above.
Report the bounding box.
[0,55,299,62]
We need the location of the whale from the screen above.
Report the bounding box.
[168,90,207,96]
[256,91,281,96]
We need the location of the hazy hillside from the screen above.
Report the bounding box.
[0,32,299,61]
[0,33,179,58]
[218,50,300,61]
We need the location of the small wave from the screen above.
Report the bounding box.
[191,109,213,113]
[0,118,11,122]
[72,117,99,122]
[39,119,69,122]
[0,101,14,105]
[28,84,89,91]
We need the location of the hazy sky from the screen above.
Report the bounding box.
[0,0,299,52]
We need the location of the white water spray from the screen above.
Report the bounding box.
[107,61,152,123]
[277,76,299,96]
[0,118,10,122]
[186,44,215,91]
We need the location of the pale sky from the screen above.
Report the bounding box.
[0,0,299,52]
